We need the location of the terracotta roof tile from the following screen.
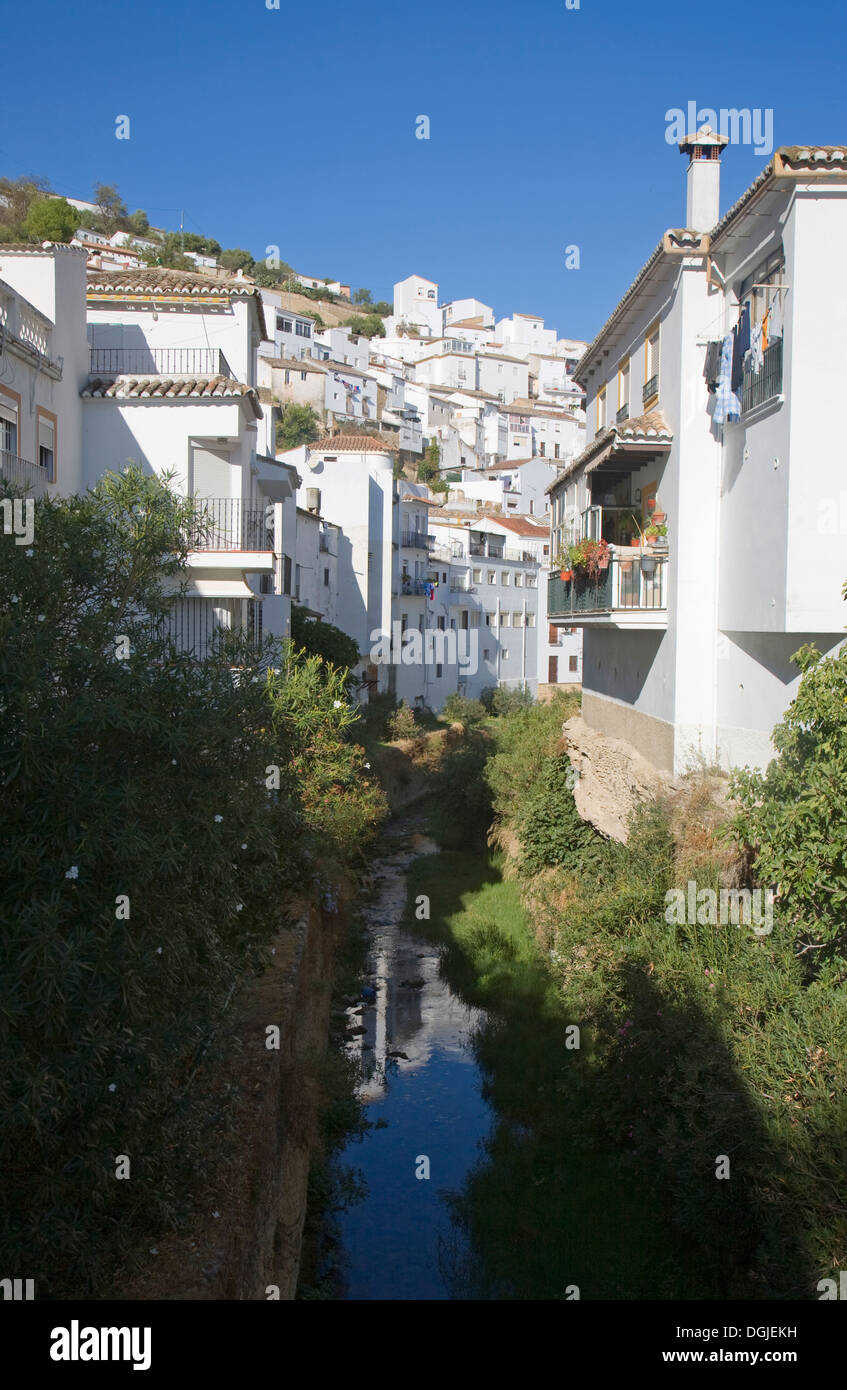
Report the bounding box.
[310,434,399,453]
[81,374,263,417]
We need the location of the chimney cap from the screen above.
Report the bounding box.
[679,125,729,156]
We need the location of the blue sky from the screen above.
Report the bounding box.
[3,0,844,341]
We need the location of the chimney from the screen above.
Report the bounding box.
[678,126,729,232]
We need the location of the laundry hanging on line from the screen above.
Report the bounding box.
[731,303,751,392]
[703,340,722,392]
[713,332,740,427]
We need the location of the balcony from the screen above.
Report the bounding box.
[616,404,629,424]
[548,551,667,627]
[186,498,273,553]
[643,374,659,404]
[400,530,434,549]
[449,576,476,593]
[742,338,782,414]
[156,596,262,660]
[0,292,61,376]
[469,539,537,562]
[398,577,430,596]
[89,347,236,378]
[0,450,50,498]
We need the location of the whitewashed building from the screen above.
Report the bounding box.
[549,133,847,774]
[0,242,89,498]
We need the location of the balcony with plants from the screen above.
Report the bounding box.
[549,509,668,626]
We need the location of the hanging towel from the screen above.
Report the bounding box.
[731,304,751,391]
[714,332,741,426]
[761,308,769,353]
[769,290,784,341]
[749,322,764,374]
[703,340,722,391]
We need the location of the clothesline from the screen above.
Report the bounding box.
[696,284,789,343]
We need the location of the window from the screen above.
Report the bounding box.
[283,555,292,595]
[436,663,443,677]
[512,611,523,627]
[526,612,536,627]
[472,568,482,582]
[295,321,311,338]
[487,571,495,585]
[569,654,578,673]
[401,612,408,633]
[300,371,307,382]
[277,316,293,333]
[527,573,537,587]
[502,649,509,659]
[597,386,606,430]
[437,616,445,630]
[323,567,329,586]
[500,612,510,626]
[514,572,523,587]
[618,358,630,416]
[489,612,498,627]
[483,648,490,660]
[644,320,660,403]
[539,442,545,456]
[0,391,19,455]
[37,410,55,480]
[427,290,436,299]
[554,443,560,459]
[501,571,511,585]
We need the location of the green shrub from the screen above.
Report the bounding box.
[290,604,359,685]
[730,642,847,976]
[387,700,418,740]
[442,692,486,727]
[0,468,385,1295]
[490,684,535,716]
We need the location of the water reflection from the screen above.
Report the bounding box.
[337,819,492,1301]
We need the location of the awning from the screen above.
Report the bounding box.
[185,578,257,599]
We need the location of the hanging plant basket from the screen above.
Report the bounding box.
[640,554,656,574]
[560,569,573,582]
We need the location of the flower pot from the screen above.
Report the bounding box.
[560,569,573,582]
[597,555,610,570]
[640,555,656,574]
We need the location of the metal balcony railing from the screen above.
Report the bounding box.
[643,374,659,403]
[400,530,434,549]
[89,347,237,378]
[742,338,783,414]
[548,552,667,617]
[399,577,430,595]
[616,403,629,423]
[186,498,273,552]
[155,597,262,660]
[449,577,476,592]
[0,450,49,497]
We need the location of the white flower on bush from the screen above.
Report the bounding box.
[364,762,371,770]
[214,814,223,823]
[65,865,79,880]
[235,903,243,913]
[25,548,33,557]
[333,700,342,709]
[241,843,247,850]
[108,1083,117,1092]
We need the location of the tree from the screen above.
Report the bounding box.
[341,314,385,340]
[291,604,359,682]
[352,287,373,307]
[277,403,322,451]
[417,439,440,483]
[220,247,255,273]
[127,209,151,236]
[93,183,127,235]
[372,300,392,317]
[23,196,77,244]
[0,176,53,239]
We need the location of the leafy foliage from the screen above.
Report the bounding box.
[730,642,847,973]
[0,468,385,1294]
[290,604,359,682]
[277,402,322,451]
[442,692,487,727]
[23,196,77,243]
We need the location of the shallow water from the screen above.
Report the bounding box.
[336,818,491,1301]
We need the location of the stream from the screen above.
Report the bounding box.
[335,816,492,1301]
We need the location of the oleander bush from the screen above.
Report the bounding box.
[0,468,385,1295]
